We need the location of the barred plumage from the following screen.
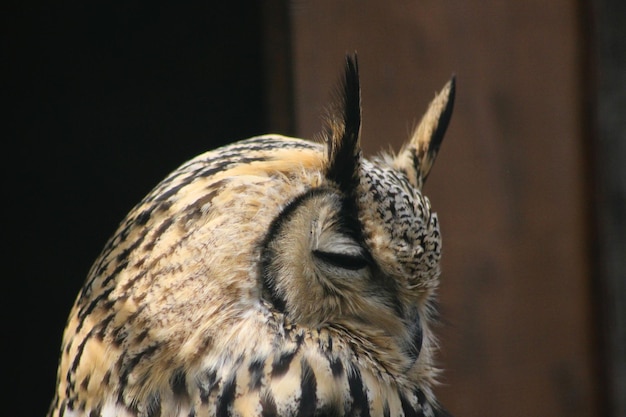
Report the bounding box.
[48,55,455,417]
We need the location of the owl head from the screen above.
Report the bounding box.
[260,54,455,374]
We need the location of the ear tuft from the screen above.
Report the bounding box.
[394,76,455,188]
[324,53,362,194]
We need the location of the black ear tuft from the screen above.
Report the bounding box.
[324,53,362,195]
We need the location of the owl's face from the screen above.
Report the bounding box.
[50,55,455,417]
[261,155,443,338]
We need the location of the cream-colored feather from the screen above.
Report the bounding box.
[48,55,455,417]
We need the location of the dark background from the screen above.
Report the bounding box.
[5,3,267,416]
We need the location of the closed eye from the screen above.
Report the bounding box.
[312,249,369,270]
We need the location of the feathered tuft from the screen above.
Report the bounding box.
[394,76,455,188]
[324,53,362,195]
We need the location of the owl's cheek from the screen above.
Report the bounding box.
[281,268,346,327]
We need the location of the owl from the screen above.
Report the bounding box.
[48,55,455,417]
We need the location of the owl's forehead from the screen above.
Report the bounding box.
[359,159,430,225]
[357,159,436,275]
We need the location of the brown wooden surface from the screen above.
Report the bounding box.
[287,2,601,416]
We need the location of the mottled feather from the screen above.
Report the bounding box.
[48,54,455,417]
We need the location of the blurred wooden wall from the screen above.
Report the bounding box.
[265,1,604,416]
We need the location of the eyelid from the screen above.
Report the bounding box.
[312,249,369,270]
